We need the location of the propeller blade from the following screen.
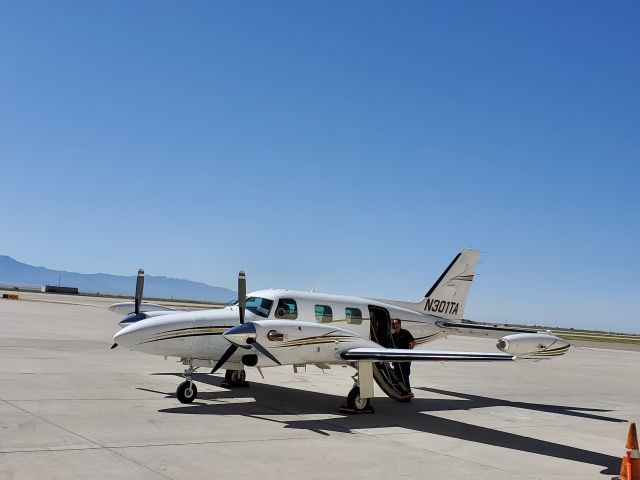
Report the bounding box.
[134,268,144,315]
[238,270,246,324]
[249,340,281,366]
[211,344,239,374]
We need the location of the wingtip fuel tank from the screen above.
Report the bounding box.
[497,333,570,358]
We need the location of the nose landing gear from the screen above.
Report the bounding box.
[177,360,198,404]
[177,380,198,403]
[175,360,249,403]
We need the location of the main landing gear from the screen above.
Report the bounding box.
[221,369,248,388]
[340,369,374,414]
[346,386,371,412]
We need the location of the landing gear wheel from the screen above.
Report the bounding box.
[347,386,371,412]
[230,369,247,387]
[177,381,198,404]
[222,369,248,388]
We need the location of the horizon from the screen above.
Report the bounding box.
[1,2,638,333]
[1,251,637,335]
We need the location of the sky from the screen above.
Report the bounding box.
[0,1,638,332]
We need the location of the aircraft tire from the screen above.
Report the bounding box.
[347,387,370,412]
[230,369,246,387]
[177,381,197,404]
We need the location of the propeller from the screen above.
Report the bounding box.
[238,270,246,324]
[134,268,144,315]
[211,344,238,374]
[247,337,281,365]
[214,325,282,372]
[211,270,247,374]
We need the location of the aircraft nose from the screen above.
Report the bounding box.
[223,322,257,347]
[113,323,142,349]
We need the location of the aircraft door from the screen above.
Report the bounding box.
[368,306,392,348]
[367,306,409,400]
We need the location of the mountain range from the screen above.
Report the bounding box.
[0,255,236,302]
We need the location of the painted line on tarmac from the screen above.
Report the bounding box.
[19,298,104,308]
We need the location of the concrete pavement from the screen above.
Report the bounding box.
[1,291,637,479]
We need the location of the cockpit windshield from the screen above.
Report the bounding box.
[245,297,273,318]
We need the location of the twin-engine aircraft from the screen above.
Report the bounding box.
[110,250,570,412]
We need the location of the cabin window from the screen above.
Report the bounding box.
[245,297,273,318]
[275,298,298,319]
[315,305,333,323]
[345,307,362,325]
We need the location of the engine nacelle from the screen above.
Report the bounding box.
[496,333,570,358]
[223,319,373,366]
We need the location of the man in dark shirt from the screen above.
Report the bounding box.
[391,318,416,396]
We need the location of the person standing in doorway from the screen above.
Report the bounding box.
[391,318,416,397]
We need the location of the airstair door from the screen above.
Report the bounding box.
[368,306,391,347]
[368,305,411,400]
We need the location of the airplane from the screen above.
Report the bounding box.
[110,250,570,412]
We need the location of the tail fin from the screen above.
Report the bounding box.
[417,249,480,320]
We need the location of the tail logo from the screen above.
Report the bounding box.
[450,274,474,282]
[425,299,459,315]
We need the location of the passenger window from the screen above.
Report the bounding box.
[315,305,333,323]
[275,298,298,319]
[345,307,362,325]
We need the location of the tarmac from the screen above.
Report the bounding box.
[1,291,638,479]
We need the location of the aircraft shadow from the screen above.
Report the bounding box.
[151,373,622,475]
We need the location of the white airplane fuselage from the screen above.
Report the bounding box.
[115,288,443,367]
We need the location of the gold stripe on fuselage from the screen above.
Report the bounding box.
[143,326,232,344]
[274,335,354,348]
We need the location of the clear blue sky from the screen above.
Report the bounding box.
[1,1,638,332]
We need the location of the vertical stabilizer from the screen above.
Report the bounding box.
[418,249,480,320]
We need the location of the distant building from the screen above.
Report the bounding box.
[42,285,79,294]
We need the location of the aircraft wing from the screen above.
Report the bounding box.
[108,301,178,316]
[436,320,540,338]
[339,348,514,362]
